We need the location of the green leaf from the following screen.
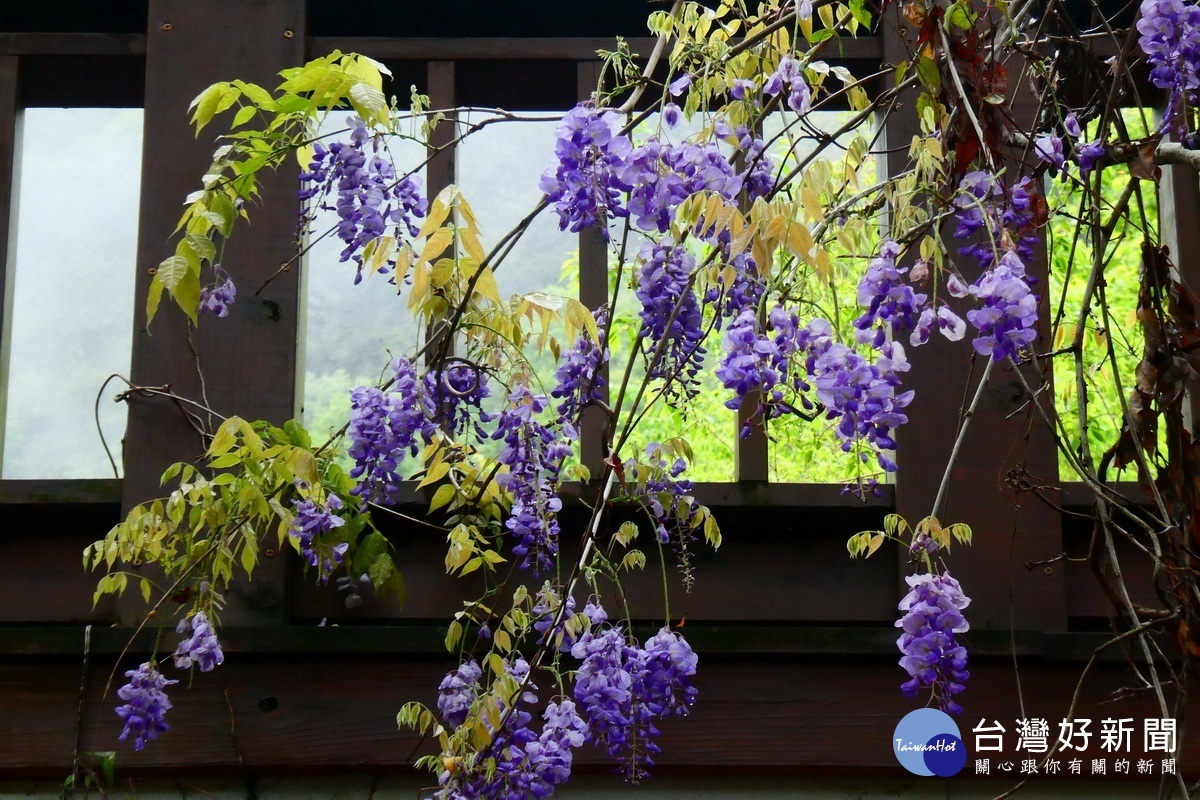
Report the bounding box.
[915,55,941,93]
[614,521,638,547]
[156,256,190,290]
[232,105,257,128]
[140,578,152,604]
[445,620,463,653]
[430,483,456,513]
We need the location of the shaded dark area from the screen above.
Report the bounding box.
[456,59,578,110]
[309,0,661,39]
[0,1,149,34]
[18,55,144,107]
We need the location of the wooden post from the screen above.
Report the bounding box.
[881,20,1066,631]
[0,57,17,468]
[123,0,307,624]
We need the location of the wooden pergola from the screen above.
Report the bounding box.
[0,0,1196,784]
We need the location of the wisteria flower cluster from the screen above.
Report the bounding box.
[572,621,699,782]
[762,55,813,114]
[715,305,807,434]
[299,114,428,280]
[540,104,775,236]
[172,611,225,672]
[539,106,633,232]
[807,326,913,471]
[895,572,971,715]
[1137,0,1200,131]
[424,363,494,441]
[198,265,236,318]
[717,306,913,471]
[550,307,609,427]
[347,356,437,504]
[437,658,589,800]
[636,243,707,399]
[289,492,349,574]
[950,172,1041,361]
[492,386,574,572]
[115,662,178,751]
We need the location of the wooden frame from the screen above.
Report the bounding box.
[0,0,1195,778]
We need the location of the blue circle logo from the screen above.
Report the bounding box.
[893,708,967,777]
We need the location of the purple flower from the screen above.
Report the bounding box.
[668,74,692,97]
[424,363,494,441]
[115,662,177,751]
[571,618,699,783]
[763,56,812,114]
[492,386,574,572]
[299,115,428,281]
[289,493,348,575]
[635,243,707,399]
[1077,139,1106,177]
[198,266,236,318]
[347,357,436,504]
[1033,133,1065,174]
[965,251,1039,361]
[550,308,608,427]
[896,572,971,714]
[437,659,482,728]
[854,239,928,342]
[662,103,681,128]
[1137,0,1200,129]
[172,611,224,672]
[730,78,757,100]
[1064,112,1083,139]
[540,105,633,233]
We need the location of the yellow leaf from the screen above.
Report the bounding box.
[472,265,501,305]
[420,227,455,264]
[419,186,455,238]
[418,460,451,489]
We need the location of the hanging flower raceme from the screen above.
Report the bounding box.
[950,172,1041,361]
[1137,0,1200,131]
[636,242,708,400]
[895,572,971,714]
[540,105,633,233]
[423,363,494,442]
[716,305,807,435]
[437,659,483,729]
[198,265,236,318]
[807,322,913,472]
[762,55,812,114]
[550,307,609,427]
[299,115,428,281]
[854,239,928,346]
[115,662,177,751]
[289,492,348,574]
[571,615,699,783]
[492,386,574,572]
[437,657,587,800]
[172,611,225,673]
[347,356,436,505]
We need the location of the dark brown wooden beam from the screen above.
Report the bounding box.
[0,32,147,56]
[0,657,1190,774]
[122,0,307,624]
[881,21,1066,631]
[0,478,121,504]
[308,36,884,62]
[576,61,609,477]
[0,56,17,468]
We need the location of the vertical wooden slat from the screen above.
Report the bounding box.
[0,57,18,466]
[424,61,456,366]
[881,24,1066,630]
[123,0,306,624]
[1160,144,1200,433]
[577,61,608,476]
